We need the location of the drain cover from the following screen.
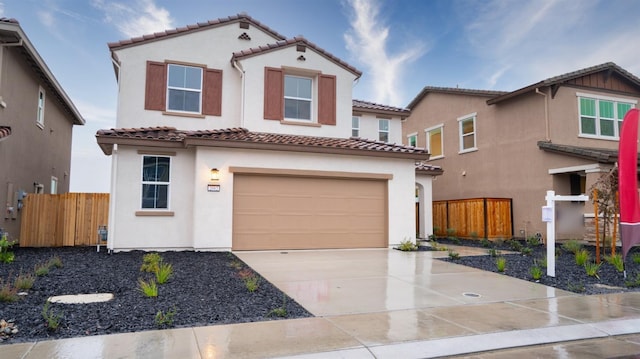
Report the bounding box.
[462,292,481,298]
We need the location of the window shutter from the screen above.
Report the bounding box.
[264,67,283,120]
[145,61,166,111]
[318,74,336,125]
[203,69,222,116]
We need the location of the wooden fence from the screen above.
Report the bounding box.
[19,193,109,247]
[433,198,513,239]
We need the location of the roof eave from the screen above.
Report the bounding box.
[487,81,545,105]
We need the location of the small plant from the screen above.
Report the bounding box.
[469,231,478,240]
[567,281,585,293]
[47,256,63,269]
[14,272,35,290]
[447,250,460,260]
[140,253,162,273]
[632,253,640,265]
[34,262,50,277]
[155,262,173,284]
[0,233,15,264]
[480,238,491,248]
[446,228,459,243]
[397,238,418,251]
[229,259,244,270]
[530,262,543,280]
[539,256,547,268]
[487,248,501,257]
[155,307,177,328]
[494,238,505,247]
[0,278,18,302]
[605,254,625,272]
[526,235,541,247]
[42,300,63,331]
[584,262,602,278]
[137,278,158,297]
[267,295,288,318]
[520,247,533,256]
[244,275,260,292]
[575,249,590,266]
[562,239,583,254]
[625,273,640,288]
[509,240,523,252]
[496,257,506,272]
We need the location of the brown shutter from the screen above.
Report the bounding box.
[145,61,166,111]
[203,69,222,116]
[318,74,336,125]
[264,67,283,120]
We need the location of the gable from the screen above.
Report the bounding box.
[561,71,640,96]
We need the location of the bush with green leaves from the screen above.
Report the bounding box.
[530,263,542,280]
[632,253,640,265]
[509,240,523,252]
[487,248,501,257]
[495,257,506,272]
[14,272,35,290]
[605,254,624,272]
[575,249,590,266]
[140,253,162,273]
[0,233,15,264]
[584,262,601,278]
[155,262,173,284]
[447,250,460,260]
[520,247,533,256]
[562,239,583,254]
[0,278,18,302]
[480,238,491,248]
[42,300,63,331]
[397,239,418,252]
[155,307,177,328]
[34,262,50,277]
[138,278,158,297]
[526,236,541,247]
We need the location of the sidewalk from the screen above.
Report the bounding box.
[5,248,640,358]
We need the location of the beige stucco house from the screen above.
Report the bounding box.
[403,63,640,240]
[98,14,440,252]
[0,18,84,241]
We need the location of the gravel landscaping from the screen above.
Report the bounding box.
[0,247,312,345]
[430,237,640,295]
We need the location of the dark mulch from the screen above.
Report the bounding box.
[429,238,640,295]
[0,247,312,345]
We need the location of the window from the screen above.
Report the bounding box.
[284,75,312,121]
[578,93,635,139]
[141,156,170,209]
[407,133,417,147]
[50,177,58,195]
[425,125,444,159]
[167,64,202,113]
[37,87,45,127]
[458,113,477,153]
[378,119,389,142]
[352,116,360,137]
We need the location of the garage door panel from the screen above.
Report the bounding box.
[233,174,387,250]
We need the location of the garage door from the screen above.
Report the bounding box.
[233,174,387,250]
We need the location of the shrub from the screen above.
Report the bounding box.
[575,249,590,266]
[539,256,547,268]
[244,275,260,292]
[526,235,541,247]
[155,262,173,284]
[397,239,418,251]
[605,254,624,272]
[496,257,506,272]
[487,248,501,257]
[14,272,35,290]
[567,281,585,293]
[267,295,288,318]
[632,253,640,265]
[530,263,543,280]
[509,240,523,252]
[155,307,177,328]
[48,256,63,269]
[626,274,640,288]
[584,262,602,278]
[520,247,533,256]
[0,234,15,264]
[138,278,158,297]
[34,263,50,277]
[141,253,162,273]
[480,238,491,248]
[469,231,478,240]
[448,250,460,260]
[42,300,63,331]
[562,239,583,254]
[0,278,18,302]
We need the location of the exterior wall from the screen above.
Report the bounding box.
[238,47,356,138]
[113,22,281,130]
[109,145,417,251]
[354,112,403,143]
[0,46,74,240]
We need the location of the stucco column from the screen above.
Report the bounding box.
[415,174,434,239]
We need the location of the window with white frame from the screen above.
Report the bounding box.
[425,125,444,158]
[458,113,477,153]
[407,133,417,147]
[578,93,635,139]
[37,87,45,127]
[351,116,360,137]
[378,119,390,142]
[284,75,312,121]
[167,64,202,113]
[141,156,170,209]
[50,177,58,195]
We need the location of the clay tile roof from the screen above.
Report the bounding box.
[232,36,362,78]
[352,99,410,116]
[0,126,11,141]
[108,13,286,50]
[407,86,508,109]
[415,161,443,175]
[96,127,429,160]
[0,18,19,24]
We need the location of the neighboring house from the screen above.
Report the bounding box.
[403,63,640,241]
[98,14,437,251]
[0,18,84,241]
[352,99,408,144]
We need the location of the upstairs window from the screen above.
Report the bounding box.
[37,87,45,128]
[458,113,477,153]
[50,177,58,195]
[352,116,360,137]
[578,93,635,139]
[407,133,417,147]
[141,156,170,209]
[284,75,312,121]
[167,64,202,113]
[378,119,389,142]
[426,125,443,159]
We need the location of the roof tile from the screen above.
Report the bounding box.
[352,99,410,114]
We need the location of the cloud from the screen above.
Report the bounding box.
[0,2,4,17]
[37,11,55,28]
[344,0,427,106]
[92,0,174,38]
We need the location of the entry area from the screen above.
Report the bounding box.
[232,174,387,250]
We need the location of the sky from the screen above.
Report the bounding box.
[3,0,640,192]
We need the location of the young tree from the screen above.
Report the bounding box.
[588,165,618,261]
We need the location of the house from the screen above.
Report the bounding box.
[0,18,84,241]
[97,14,439,252]
[403,63,640,241]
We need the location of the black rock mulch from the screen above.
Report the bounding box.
[430,238,640,295]
[0,247,312,345]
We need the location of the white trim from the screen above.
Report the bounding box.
[424,123,444,133]
[378,118,390,142]
[576,92,638,104]
[351,116,360,137]
[548,163,600,175]
[36,86,45,128]
[457,113,477,153]
[284,74,313,122]
[140,155,171,211]
[424,124,444,159]
[50,176,58,195]
[406,132,417,147]
[166,63,203,114]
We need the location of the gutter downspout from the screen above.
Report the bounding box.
[0,40,24,108]
[536,87,550,141]
[232,60,245,128]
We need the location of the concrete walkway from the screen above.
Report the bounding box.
[5,247,640,358]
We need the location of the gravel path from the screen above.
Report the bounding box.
[0,247,312,345]
[431,238,640,295]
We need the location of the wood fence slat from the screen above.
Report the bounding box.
[433,198,512,239]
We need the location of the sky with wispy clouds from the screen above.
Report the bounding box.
[4,0,640,192]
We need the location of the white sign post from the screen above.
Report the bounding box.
[543,190,589,277]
